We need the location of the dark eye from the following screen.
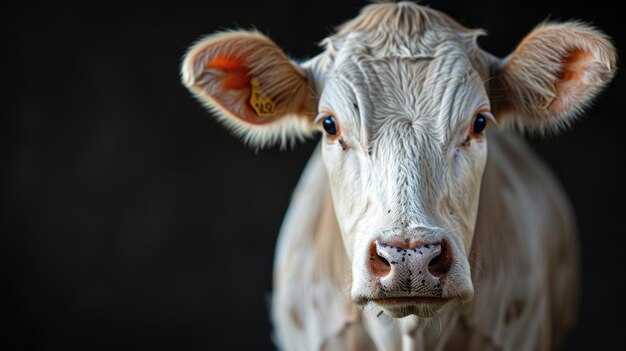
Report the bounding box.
[472,114,487,134]
[323,116,338,135]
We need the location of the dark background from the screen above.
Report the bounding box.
[1,0,624,349]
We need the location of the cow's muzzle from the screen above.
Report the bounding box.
[369,239,451,298]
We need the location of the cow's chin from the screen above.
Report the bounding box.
[371,297,449,318]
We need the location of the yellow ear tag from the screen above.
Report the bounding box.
[249,78,276,117]
[539,83,557,110]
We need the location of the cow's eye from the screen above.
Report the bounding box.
[472,114,488,134]
[323,116,338,135]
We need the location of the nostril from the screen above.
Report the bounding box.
[428,240,452,278]
[369,241,392,278]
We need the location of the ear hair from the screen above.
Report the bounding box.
[491,22,616,133]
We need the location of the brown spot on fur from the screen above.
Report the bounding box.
[290,307,303,329]
[312,188,350,286]
[321,318,376,351]
[504,299,525,325]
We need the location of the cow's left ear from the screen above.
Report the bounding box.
[181,31,317,147]
[491,22,616,131]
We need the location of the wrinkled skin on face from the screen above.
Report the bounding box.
[318,53,490,316]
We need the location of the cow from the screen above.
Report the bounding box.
[180,2,616,350]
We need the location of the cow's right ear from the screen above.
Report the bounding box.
[181,31,317,148]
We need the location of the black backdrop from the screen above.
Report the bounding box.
[2,0,624,349]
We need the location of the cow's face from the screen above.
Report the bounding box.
[182,3,615,321]
[318,41,490,317]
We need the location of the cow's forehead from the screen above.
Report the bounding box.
[323,51,487,145]
[318,7,490,144]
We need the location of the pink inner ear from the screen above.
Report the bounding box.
[206,56,250,90]
[203,56,276,125]
[560,50,594,83]
[550,49,595,115]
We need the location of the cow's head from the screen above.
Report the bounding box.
[182,2,615,321]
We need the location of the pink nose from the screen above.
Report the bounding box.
[368,240,452,296]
